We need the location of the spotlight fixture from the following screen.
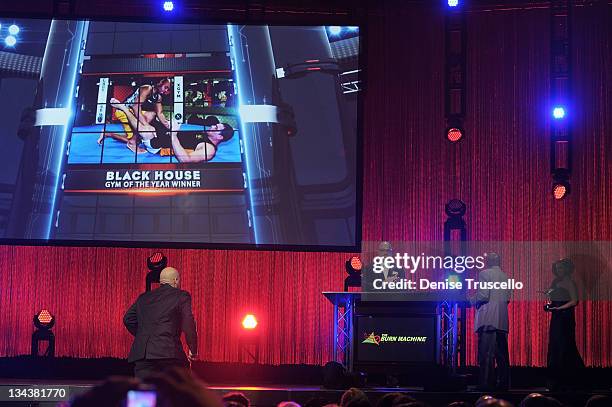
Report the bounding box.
[4,35,17,47]
[549,3,572,200]
[552,106,566,119]
[146,252,168,291]
[8,24,20,35]
[344,256,362,291]
[328,26,342,35]
[34,309,55,330]
[444,4,466,142]
[239,313,260,363]
[552,169,570,200]
[242,314,258,330]
[445,198,466,218]
[163,1,174,12]
[32,309,55,357]
[346,256,362,275]
[444,199,467,241]
[552,183,568,200]
[447,127,463,142]
[147,251,167,272]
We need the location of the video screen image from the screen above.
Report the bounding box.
[70,75,240,165]
[0,19,360,248]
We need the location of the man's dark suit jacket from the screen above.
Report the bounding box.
[123,284,198,363]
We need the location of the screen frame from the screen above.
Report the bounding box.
[0,13,365,253]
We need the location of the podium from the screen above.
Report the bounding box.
[323,291,467,372]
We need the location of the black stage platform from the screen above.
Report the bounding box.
[0,357,610,406]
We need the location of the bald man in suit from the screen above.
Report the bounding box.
[123,267,198,378]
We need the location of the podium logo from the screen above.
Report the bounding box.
[362,332,428,345]
[362,332,381,345]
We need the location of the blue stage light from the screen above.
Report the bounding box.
[328,26,342,36]
[4,35,17,47]
[448,0,459,6]
[552,106,566,119]
[347,26,359,32]
[163,1,174,12]
[8,24,20,35]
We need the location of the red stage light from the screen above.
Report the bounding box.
[150,252,164,263]
[242,314,258,330]
[349,256,362,271]
[37,310,52,324]
[447,127,463,142]
[553,184,567,200]
[147,252,167,274]
[34,309,55,330]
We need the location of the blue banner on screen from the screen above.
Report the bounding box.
[0,18,360,249]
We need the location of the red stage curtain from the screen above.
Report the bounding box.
[0,247,349,364]
[1,2,610,367]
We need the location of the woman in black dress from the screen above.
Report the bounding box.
[546,259,585,390]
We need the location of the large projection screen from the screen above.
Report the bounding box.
[0,18,361,250]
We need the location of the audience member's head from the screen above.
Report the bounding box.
[278,402,301,407]
[70,376,140,407]
[70,368,221,407]
[145,368,222,407]
[519,393,563,407]
[476,395,495,407]
[477,398,514,407]
[585,395,612,407]
[400,402,430,407]
[376,392,416,407]
[340,388,371,407]
[222,392,250,407]
[447,402,473,407]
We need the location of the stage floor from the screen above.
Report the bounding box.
[0,381,609,407]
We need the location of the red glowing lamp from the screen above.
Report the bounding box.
[242,314,258,330]
[447,127,463,142]
[553,184,568,200]
[34,309,55,330]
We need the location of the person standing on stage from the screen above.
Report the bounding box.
[362,241,405,291]
[470,252,511,391]
[123,266,198,378]
[545,258,584,390]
